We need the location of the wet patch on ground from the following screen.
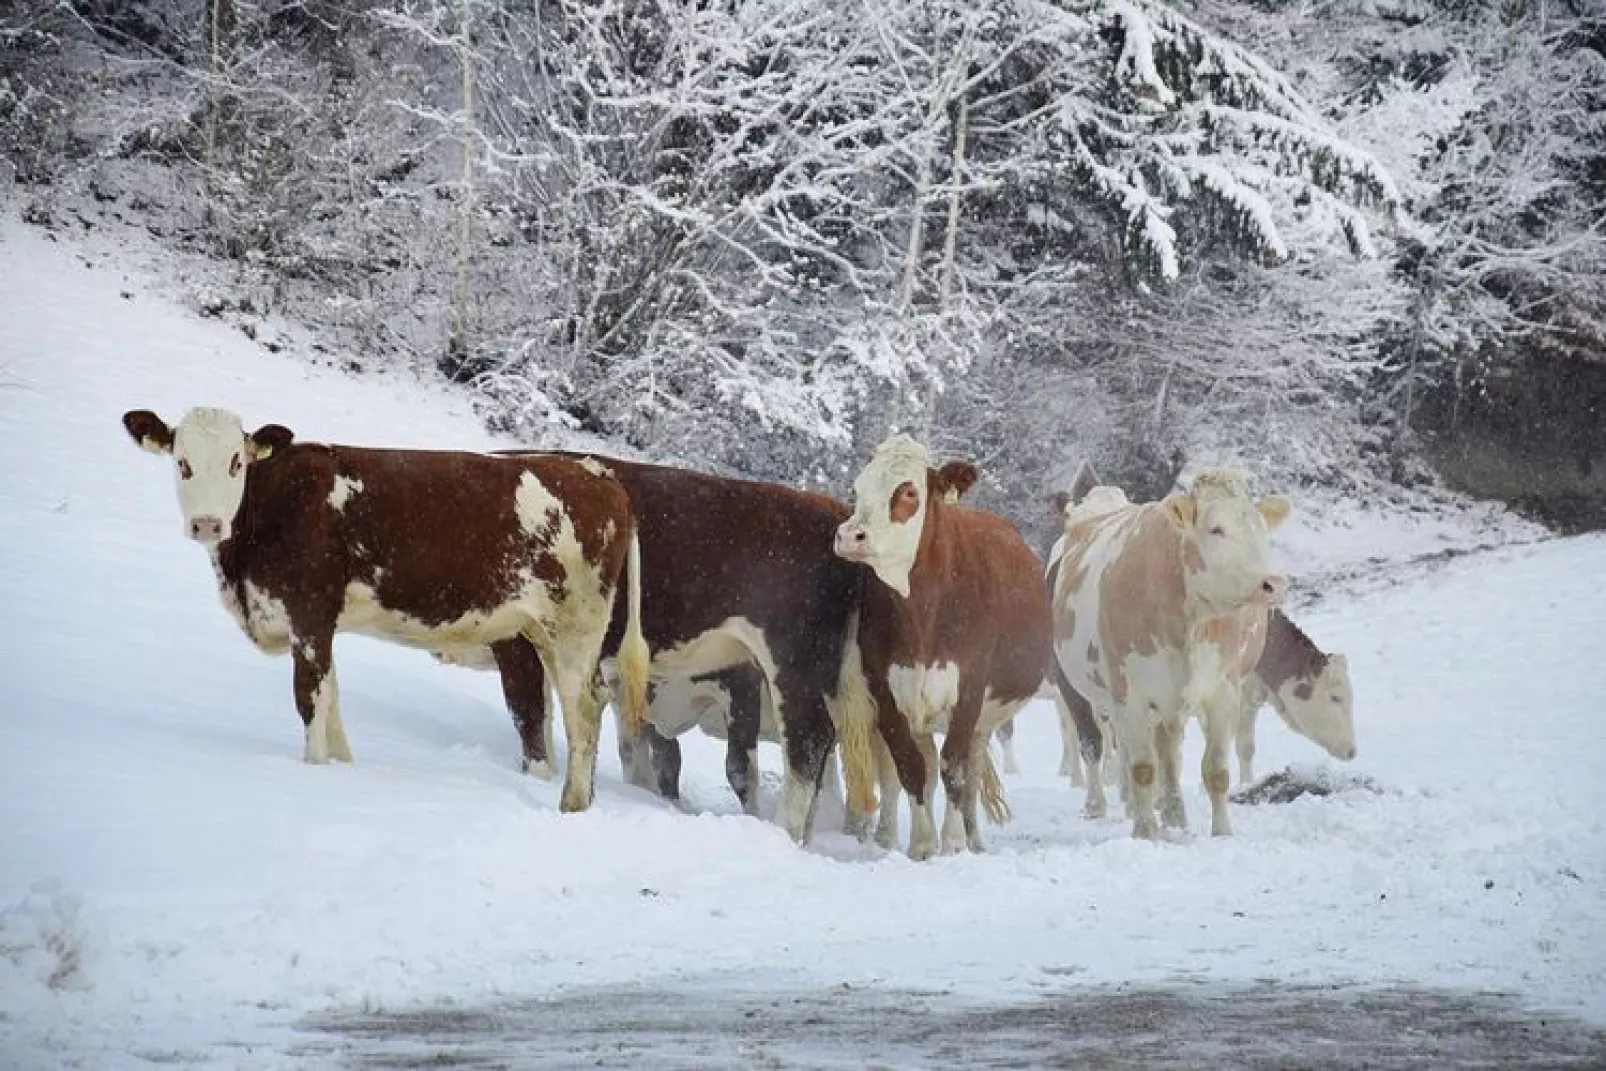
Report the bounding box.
[301,980,1606,1069]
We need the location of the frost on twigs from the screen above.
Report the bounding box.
[1054,0,1399,282]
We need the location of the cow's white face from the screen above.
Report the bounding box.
[124,407,292,544]
[835,434,931,597]
[1167,470,1291,612]
[1275,653,1357,761]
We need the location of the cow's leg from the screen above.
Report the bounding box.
[646,725,682,801]
[872,733,901,850]
[908,732,942,860]
[1114,709,1160,839]
[1154,720,1188,831]
[774,674,834,845]
[940,683,988,855]
[1200,688,1237,837]
[1051,661,1106,818]
[995,718,1020,775]
[491,638,554,779]
[548,650,606,813]
[723,665,763,816]
[1235,700,1259,786]
[290,628,344,764]
[1055,693,1084,784]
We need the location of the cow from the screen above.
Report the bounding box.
[833,434,1052,859]
[1234,610,1356,784]
[1041,467,1353,794]
[441,457,874,845]
[121,407,649,813]
[1048,469,1290,839]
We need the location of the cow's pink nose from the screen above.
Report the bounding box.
[834,523,870,560]
[190,516,224,542]
[1261,574,1289,604]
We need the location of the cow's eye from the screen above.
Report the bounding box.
[178,459,193,480]
[229,453,242,477]
[1209,525,1226,536]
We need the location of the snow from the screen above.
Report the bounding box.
[2,211,1604,1067]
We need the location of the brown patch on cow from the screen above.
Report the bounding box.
[123,409,175,453]
[1182,538,1205,574]
[1095,507,1187,705]
[1292,681,1314,701]
[1131,762,1155,787]
[1205,768,1231,795]
[935,460,979,499]
[1256,609,1329,692]
[888,481,921,524]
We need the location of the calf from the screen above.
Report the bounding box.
[1234,610,1356,783]
[122,408,648,812]
[1049,470,1289,838]
[834,434,1051,859]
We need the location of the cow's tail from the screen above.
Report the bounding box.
[616,526,652,735]
[979,743,1012,824]
[827,610,880,819]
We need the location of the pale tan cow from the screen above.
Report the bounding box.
[1047,470,1290,838]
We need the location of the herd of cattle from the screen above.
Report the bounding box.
[123,407,1357,857]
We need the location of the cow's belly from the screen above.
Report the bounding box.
[337,582,534,649]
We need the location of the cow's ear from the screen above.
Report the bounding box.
[1050,490,1072,517]
[1163,492,1196,529]
[1257,494,1291,530]
[1067,459,1100,504]
[935,460,979,500]
[247,424,295,460]
[123,410,174,454]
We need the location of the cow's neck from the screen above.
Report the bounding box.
[1256,609,1324,690]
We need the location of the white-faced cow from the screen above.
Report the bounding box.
[1048,469,1290,838]
[833,434,1052,859]
[445,457,874,845]
[1234,609,1356,784]
[122,407,649,812]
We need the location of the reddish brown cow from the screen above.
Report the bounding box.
[122,407,648,812]
[447,456,875,844]
[833,434,1052,858]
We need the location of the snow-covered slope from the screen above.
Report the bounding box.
[2,214,1603,1068]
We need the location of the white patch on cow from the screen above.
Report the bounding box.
[328,475,364,512]
[577,456,612,478]
[838,434,931,597]
[170,408,251,542]
[886,662,959,735]
[641,617,824,842]
[208,555,294,654]
[303,675,337,764]
[1271,654,1357,761]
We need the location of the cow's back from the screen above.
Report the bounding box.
[1052,503,1189,713]
[583,458,861,683]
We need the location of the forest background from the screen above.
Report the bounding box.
[3,0,1602,542]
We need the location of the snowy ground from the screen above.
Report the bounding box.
[2,212,1604,1069]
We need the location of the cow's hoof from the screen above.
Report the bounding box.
[873,823,898,851]
[1082,802,1107,820]
[523,757,555,781]
[907,837,936,861]
[558,788,593,813]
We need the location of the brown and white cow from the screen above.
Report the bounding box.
[122,407,649,812]
[1233,609,1356,784]
[447,456,874,845]
[1048,470,1290,838]
[833,434,1052,859]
